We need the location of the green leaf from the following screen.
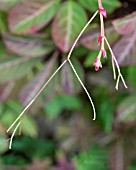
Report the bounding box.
[78,0,121,13]
[84,50,109,68]
[129,165,136,170]
[128,66,136,89]
[117,95,136,124]
[8,0,61,34]
[0,57,40,83]
[52,1,87,52]
[0,42,8,57]
[0,0,21,11]
[21,116,37,137]
[44,94,82,118]
[0,100,37,137]
[12,136,55,159]
[3,34,54,58]
[74,146,108,170]
[0,11,7,32]
[2,155,28,165]
[99,98,114,133]
[0,135,8,154]
[84,51,98,68]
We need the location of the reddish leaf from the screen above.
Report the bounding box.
[8,0,60,34]
[0,81,15,102]
[113,30,136,66]
[19,54,57,106]
[55,157,75,170]
[3,34,54,58]
[116,95,136,125]
[109,139,129,170]
[112,12,136,35]
[61,58,84,94]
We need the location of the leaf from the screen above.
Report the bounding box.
[74,146,108,170]
[98,97,114,133]
[0,0,21,11]
[113,30,136,66]
[52,1,87,52]
[0,11,7,32]
[2,154,28,165]
[117,95,136,124]
[8,0,61,34]
[0,42,10,58]
[84,50,109,68]
[81,25,120,50]
[19,54,57,106]
[0,131,8,154]
[1,100,37,137]
[128,66,136,89]
[129,166,136,170]
[3,34,54,58]
[109,139,129,170]
[61,58,84,94]
[44,94,82,118]
[78,0,121,13]
[21,115,38,137]
[0,57,40,83]
[12,136,55,159]
[112,12,136,35]
[0,81,15,102]
[55,157,74,170]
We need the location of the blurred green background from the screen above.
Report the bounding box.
[0,0,136,169]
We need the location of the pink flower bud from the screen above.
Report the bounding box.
[97,36,104,46]
[94,57,102,71]
[101,49,107,58]
[95,65,99,71]
[98,7,107,18]
[94,57,99,63]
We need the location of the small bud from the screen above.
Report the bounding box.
[101,49,107,58]
[98,7,107,18]
[97,36,104,46]
[94,57,102,71]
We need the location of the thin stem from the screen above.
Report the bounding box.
[68,10,98,60]
[98,0,102,8]
[7,99,35,132]
[7,60,67,133]
[100,13,104,36]
[104,37,128,89]
[7,11,98,133]
[112,56,116,80]
[115,75,120,90]
[9,122,21,149]
[68,59,96,120]
[7,11,98,149]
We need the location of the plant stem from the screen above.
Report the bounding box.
[104,37,128,89]
[68,10,98,60]
[98,0,102,8]
[7,60,67,133]
[68,59,96,120]
[7,11,98,148]
[9,122,21,149]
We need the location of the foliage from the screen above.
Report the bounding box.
[0,0,136,170]
[74,146,108,170]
